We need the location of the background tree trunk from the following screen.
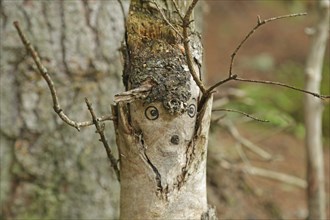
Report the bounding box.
[0,1,127,218]
[304,0,329,219]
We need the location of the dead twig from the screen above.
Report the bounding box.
[228,13,307,78]
[223,120,273,161]
[220,160,307,189]
[235,77,330,99]
[151,0,183,39]
[205,12,330,100]
[213,108,269,123]
[13,21,114,131]
[85,98,120,181]
[182,0,207,94]
[170,0,184,20]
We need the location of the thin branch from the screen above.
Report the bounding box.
[203,11,329,100]
[78,115,115,127]
[213,108,269,123]
[170,0,184,20]
[223,120,273,161]
[204,13,320,102]
[152,0,183,39]
[245,165,307,189]
[234,143,251,167]
[220,160,306,189]
[13,21,114,131]
[182,0,206,94]
[85,98,120,181]
[235,77,330,99]
[228,12,307,77]
[206,74,237,94]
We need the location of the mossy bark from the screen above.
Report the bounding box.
[0,1,127,219]
[113,0,215,218]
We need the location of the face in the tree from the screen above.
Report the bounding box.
[130,97,197,150]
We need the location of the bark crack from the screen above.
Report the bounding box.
[137,133,168,200]
[59,0,71,76]
[17,5,31,30]
[0,0,8,28]
[81,0,100,50]
[176,139,195,189]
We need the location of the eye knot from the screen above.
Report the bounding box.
[145,106,159,120]
[187,104,196,118]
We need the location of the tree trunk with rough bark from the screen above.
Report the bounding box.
[304,0,329,219]
[2,0,216,219]
[0,1,126,219]
[113,0,215,219]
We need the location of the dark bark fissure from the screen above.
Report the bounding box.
[139,137,165,196]
[0,0,8,27]
[81,0,100,50]
[59,0,70,76]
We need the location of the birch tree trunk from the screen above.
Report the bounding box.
[304,0,329,219]
[113,0,215,218]
[0,1,126,218]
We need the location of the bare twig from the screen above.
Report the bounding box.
[13,21,114,131]
[235,77,330,99]
[213,108,269,122]
[151,0,183,39]
[85,98,120,181]
[245,165,306,189]
[206,74,237,95]
[223,120,273,161]
[204,12,330,101]
[170,0,184,20]
[228,12,307,77]
[182,0,206,94]
[220,160,306,189]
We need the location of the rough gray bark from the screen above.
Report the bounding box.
[0,1,126,218]
[113,0,216,218]
[304,0,329,219]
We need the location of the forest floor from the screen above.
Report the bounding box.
[203,1,329,219]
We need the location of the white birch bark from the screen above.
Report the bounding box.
[304,0,329,219]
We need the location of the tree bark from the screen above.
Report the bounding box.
[304,0,329,219]
[113,0,215,218]
[0,1,126,219]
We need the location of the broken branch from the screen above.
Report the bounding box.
[85,98,120,181]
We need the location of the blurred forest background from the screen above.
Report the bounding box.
[0,0,329,219]
[203,0,329,219]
